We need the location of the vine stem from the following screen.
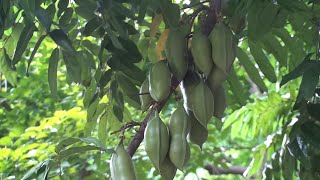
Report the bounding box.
[126,3,218,158]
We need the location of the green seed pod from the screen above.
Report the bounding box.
[149,61,171,102]
[191,81,214,127]
[110,143,137,180]
[168,106,189,169]
[144,112,170,170]
[140,78,153,111]
[180,71,201,111]
[168,106,190,136]
[212,85,227,119]
[159,155,177,180]
[188,111,208,149]
[165,29,188,81]
[191,31,213,77]
[207,66,227,91]
[209,22,236,74]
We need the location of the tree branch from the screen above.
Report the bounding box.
[127,77,180,157]
[126,3,217,158]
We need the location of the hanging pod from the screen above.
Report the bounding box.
[190,81,214,128]
[180,71,201,111]
[188,111,208,149]
[168,106,190,170]
[149,61,172,102]
[206,66,227,91]
[110,143,137,180]
[212,85,227,119]
[144,112,170,170]
[191,31,213,77]
[165,29,188,81]
[209,22,236,75]
[159,155,177,180]
[140,78,153,111]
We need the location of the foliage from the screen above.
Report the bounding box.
[1,0,320,179]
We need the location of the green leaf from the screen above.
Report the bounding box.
[249,40,277,83]
[48,48,60,97]
[113,104,123,122]
[87,93,99,121]
[85,102,107,136]
[62,50,81,83]
[280,53,315,86]
[58,145,101,159]
[59,8,73,26]
[55,137,81,153]
[81,40,100,55]
[236,47,268,92]
[282,148,295,180]
[113,2,137,20]
[246,144,266,178]
[117,73,141,109]
[12,23,36,66]
[138,0,148,22]
[105,35,143,63]
[111,81,124,122]
[109,15,128,39]
[57,0,69,17]
[98,69,113,88]
[55,137,104,154]
[21,159,51,180]
[107,57,145,86]
[27,34,47,76]
[74,0,97,20]
[287,135,310,167]
[0,136,12,146]
[46,3,56,20]
[105,104,122,132]
[49,29,75,53]
[19,0,35,21]
[301,122,320,148]
[247,1,278,40]
[307,103,320,121]
[123,22,138,35]
[81,49,96,69]
[35,7,52,31]
[83,17,101,36]
[273,29,305,70]
[76,52,92,85]
[226,66,248,106]
[261,33,288,67]
[105,25,125,50]
[297,68,319,102]
[78,137,104,148]
[83,79,97,108]
[0,48,17,85]
[98,112,108,146]
[160,2,180,29]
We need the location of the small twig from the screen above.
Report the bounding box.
[182,5,208,25]
[181,0,210,10]
[110,121,142,135]
[139,92,150,95]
